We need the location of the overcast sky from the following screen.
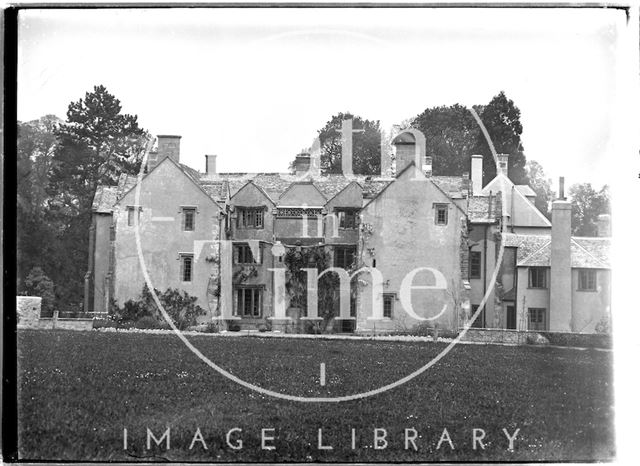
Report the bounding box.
[18,7,626,189]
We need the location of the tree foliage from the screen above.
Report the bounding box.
[568,183,610,236]
[23,267,56,313]
[17,85,149,310]
[17,116,61,288]
[316,112,382,176]
[410,91,528,185]
[525,160,554,219]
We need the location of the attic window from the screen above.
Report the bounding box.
[434,204,448,226]
[182,207,196,231]
[126,206,142,226]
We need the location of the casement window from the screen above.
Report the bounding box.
[470,304,485,328]
[180,254,194,282]
[528,308,547,331]
[237,207,264,229]
[528,267,548,289]
[434,204,448,225]
[234,243,261,265]
[469,251,482,279]
[336,209,358,229]
[334,246,356,269]
[234,287,262,317]
[382,293,395,318]
[578,269,597,291]
[182,207,196,231]
[126,206,141,226]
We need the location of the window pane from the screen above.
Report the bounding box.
[128,208,134,226]
[183,209,195,231]
[182,256,192,281]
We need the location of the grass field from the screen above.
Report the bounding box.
[16,329,614,462]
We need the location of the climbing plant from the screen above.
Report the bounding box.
[283,246,342,322]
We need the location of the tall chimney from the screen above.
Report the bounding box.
[294,151,311,176]
[157,135,181,164]
[597,214,611,237]
[205,154,217,177]
[558,176,566,200]
[471,154,483,195]
[549,178,573,332]
[392,132,418,176]
[496,153,509,177]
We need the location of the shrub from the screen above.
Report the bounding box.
[227,321,241,332]
[203,321,220,333]
[409,321,434,337]
[134,315,164,330]
[142,285,206,331]
[24,267,55,313]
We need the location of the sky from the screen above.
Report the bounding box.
[17,7,627,190]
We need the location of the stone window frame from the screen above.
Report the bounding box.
[528,267,548,289]
[334,245,357,269]
[234,243,261,265]
[126,205,142,227]
[469,250,482,279]
[236,207,265,229]
[179,253,194,282]
[577,269,597,292]
[528,307,547,331]
[335,208,359,230]
[382,293,396,319]
[233,285,263,318]
[433,203,449,226]
[470,304,485,328]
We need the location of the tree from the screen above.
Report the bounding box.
[568,183,610,236]
[311,112,382,176]
[17,115,61,288]
[410,104,478,176]
[45,85,150,309]
[472,91,528,186]
[525,160,554,219]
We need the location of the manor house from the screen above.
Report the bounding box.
[88,133,611,334]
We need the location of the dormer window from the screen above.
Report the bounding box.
[237,207,264,229]
[336,209,358,229]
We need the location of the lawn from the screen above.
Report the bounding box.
[16,329,614,462]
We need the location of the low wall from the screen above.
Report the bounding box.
[17,296,101,331]
[17,296,42,328]
[461,328,612,349]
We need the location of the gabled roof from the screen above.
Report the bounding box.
[515,185,536,197]
[503,233,611,269]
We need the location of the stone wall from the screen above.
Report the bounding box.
[17,296,42,328]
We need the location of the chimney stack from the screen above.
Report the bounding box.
[496,153,509,177]
[423,156,433,177]
[157,135,181,162]
[294,150,311,176]
[205,154,217,177]
[471,154,483,195]
[597,214,611,237]
[549,177,573,332]
[461,171,470,194]
[392,132,419,176]
[558,176,566,200]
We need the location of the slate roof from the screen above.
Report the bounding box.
[503,233,611,269]
[467,196,501,223]
[91,158,498,220]
[92,186,119,213]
